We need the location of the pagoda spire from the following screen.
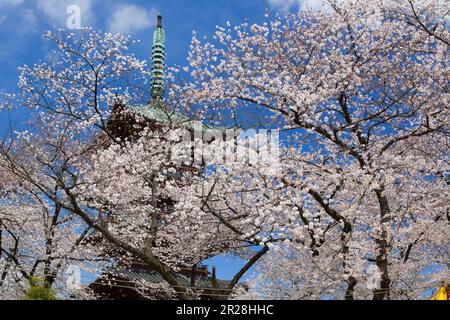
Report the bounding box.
[150,14,165,100]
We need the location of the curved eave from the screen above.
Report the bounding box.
[126,102,240,135]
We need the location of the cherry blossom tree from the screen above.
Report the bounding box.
[0,28,282,300]
[17,28,150,142]
[0,0,448,300]
[172,0,449,300]
[0,129,93,299]
[0,28,157,298]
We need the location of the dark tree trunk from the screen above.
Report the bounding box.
[345,276,358,300]
[373,188,391,300]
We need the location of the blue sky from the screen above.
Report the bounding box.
[0,0,322,134]
[0,0,322,94]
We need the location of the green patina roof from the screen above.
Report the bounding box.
[127,101,238,135]
[111,268,230,290]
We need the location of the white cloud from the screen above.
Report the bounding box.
[267,0,327,12]
[0,0,23,7]
[0,2,36,32]
[267,0,299,12]
[300,0,327,11]
[36,0,95,27]
[107,4,157,34]
[19,8,38,31]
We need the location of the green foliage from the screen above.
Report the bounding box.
[23,277,57,300]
